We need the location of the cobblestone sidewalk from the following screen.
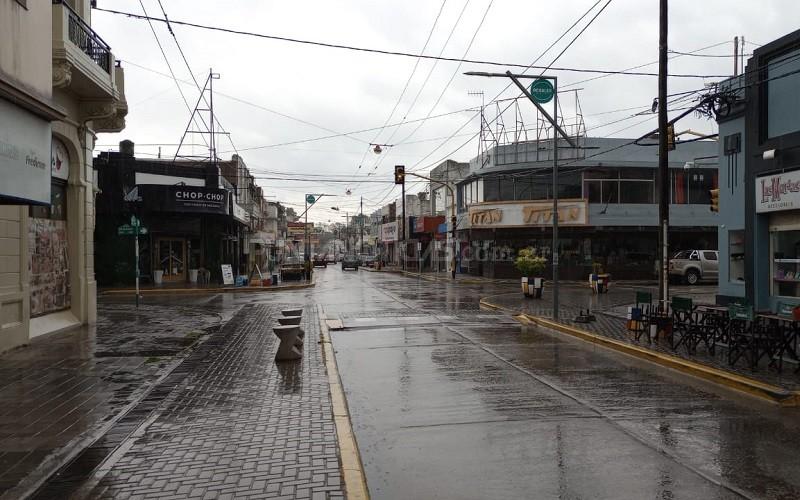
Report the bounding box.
[0,303,224,498]
[485,290,800,392]
[49,304,345,500]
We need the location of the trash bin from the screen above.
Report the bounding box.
[153,270,164,285]
[188,269,199,283]
[272,274,279,285]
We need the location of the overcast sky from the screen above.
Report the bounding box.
[92,1,798,223]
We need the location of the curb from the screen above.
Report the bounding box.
[400,271,486,285]
[318,307,370,500]
[479,298,800,407]
[100,281,315,296]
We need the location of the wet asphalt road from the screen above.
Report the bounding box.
[316,268,800,500]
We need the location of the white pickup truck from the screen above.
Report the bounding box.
[669,250,719,285]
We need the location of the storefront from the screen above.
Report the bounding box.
[461,199,715,280]
[756,169,800,304]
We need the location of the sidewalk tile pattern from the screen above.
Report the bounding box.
[0,303,222,496]
[80,304,344,500]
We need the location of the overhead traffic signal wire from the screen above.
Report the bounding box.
[354,0,450,175]
[365,0,612,209]
[94,6,731,80]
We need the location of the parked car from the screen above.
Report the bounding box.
[280,256,304,280]
[313,255,327,268]
[361,255,377,268]
[325,253,336,264]
[669,250,719,285]
[341,255,359,271]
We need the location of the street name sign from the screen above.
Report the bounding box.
[530,78,554,104]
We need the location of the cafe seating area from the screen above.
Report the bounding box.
[628,293,800,374]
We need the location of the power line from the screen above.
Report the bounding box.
[94,6,731,79]
[136,0,209,148]
[351,0,449,177]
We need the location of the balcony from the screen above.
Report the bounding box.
[52,0,123,104]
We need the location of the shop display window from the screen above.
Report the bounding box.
[771,229,800,297]
[729,230,745,283]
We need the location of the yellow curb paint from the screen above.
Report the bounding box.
[101,282,315,296]
[480,298,800,407]
[318,309,370,500]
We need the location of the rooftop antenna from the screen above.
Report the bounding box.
[173,69,228,166]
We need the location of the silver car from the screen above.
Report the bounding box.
[669,250,719,285]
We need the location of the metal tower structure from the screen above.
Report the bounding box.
[173,69,228,166]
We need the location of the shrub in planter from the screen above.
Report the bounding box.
[515,248,547,298]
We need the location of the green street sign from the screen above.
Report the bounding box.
[130,215,140,227]
[118,224,148,236]
[306,194,316,204]
[530,78,554,104]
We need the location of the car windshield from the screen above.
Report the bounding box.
[284,257,301,264]
[672,251,690,259]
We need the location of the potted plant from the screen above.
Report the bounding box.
[515,248,547,299]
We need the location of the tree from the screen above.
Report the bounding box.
[285,207,298,222]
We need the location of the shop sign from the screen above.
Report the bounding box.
[232,202,248,223]
[756,170,800,213]
[141,185,229,215]
[468,200,588,228]
[0,99,52,204]
[51,138,70,181]
[381,221,399,242]
[287,222,312,239]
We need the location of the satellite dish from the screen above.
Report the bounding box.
[373,144,383,154]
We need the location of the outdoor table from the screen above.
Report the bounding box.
[756,313,800,373]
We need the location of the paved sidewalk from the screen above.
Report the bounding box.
[0,303,225,497]
[36,304,344,500]
[484,288,800,392]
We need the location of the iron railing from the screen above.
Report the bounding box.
[53,0,111,73]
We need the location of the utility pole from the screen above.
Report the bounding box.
[657,0,670,309]
[401,180,406,271]
[733,36,739,76]
[360,196,364,254]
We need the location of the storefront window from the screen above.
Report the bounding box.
[771,229,800,297]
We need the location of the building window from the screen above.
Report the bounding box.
[771,229,800,298]
[729,230,745,283]
[671,168,718,204]
[767,48,800,138]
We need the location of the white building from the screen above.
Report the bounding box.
[0,0,127,352]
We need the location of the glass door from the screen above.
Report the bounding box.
[157,238,186,281]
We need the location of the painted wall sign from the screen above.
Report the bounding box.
[51,137,70,181]
[756,169,800,213]
[468,200,588,228]
[0,99,52,204]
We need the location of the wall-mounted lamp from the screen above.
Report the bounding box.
[763,149,777,160]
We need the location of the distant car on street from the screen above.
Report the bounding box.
[325,253,336,264]
[341,255,359,271]
[313,255,327,268]
[669,250,719,285]
[361,255,376,268]
[280,256,304,280]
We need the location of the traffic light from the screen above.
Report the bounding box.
[709,188,720,212]
[394,165,405,185]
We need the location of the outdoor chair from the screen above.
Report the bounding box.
[630,291,654,343]
[727,304,762,369]
[669,297,717,354]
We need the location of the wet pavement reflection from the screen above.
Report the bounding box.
[321,268,800,500]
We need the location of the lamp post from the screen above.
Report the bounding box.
[465,71,578,319]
